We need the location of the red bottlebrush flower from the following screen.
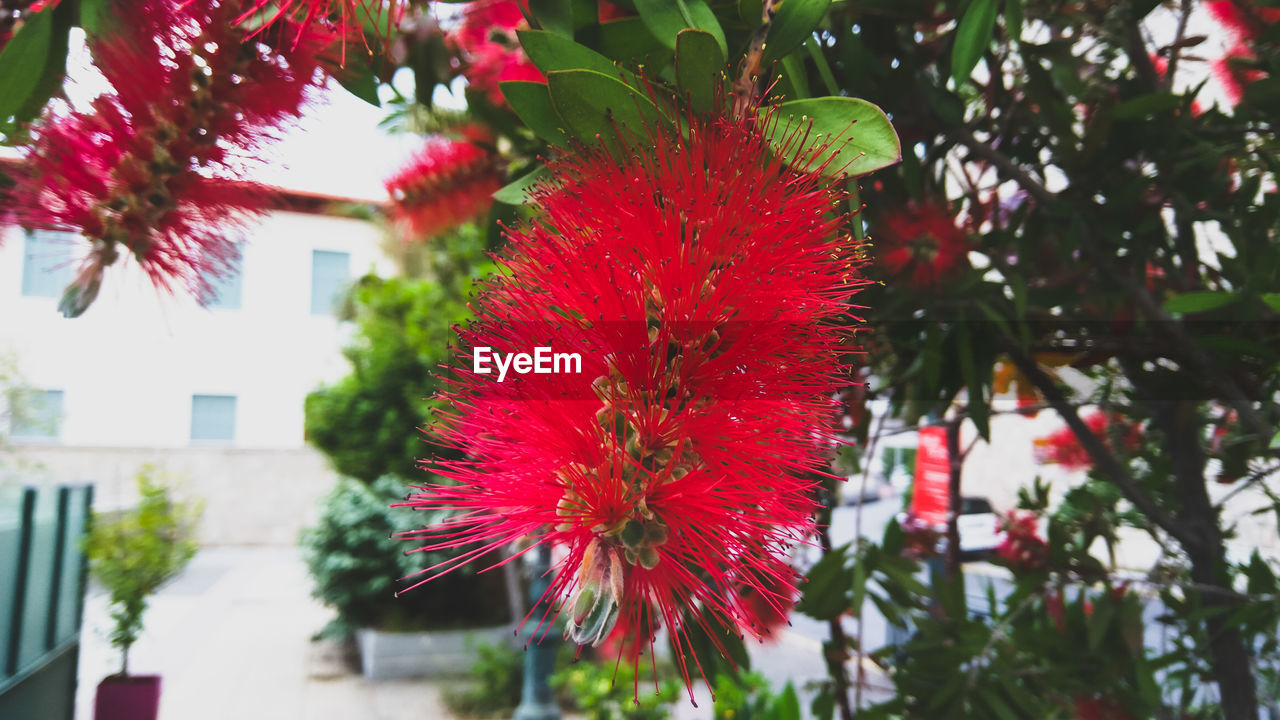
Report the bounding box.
[872,201,969,289]
[6,0,326,315]
[1206,1,1280,44]
[398,101,866,698]
[235,0,404,50]
[1033,410,1140,471]
[449,0,544,107]
[995,510,1048,572]
[735,554,800,640]
[384,136,502,239]
[1211,43,1268,106]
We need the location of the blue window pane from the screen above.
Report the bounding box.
[10,389,64,439]
[21,230,75,298]
[19,486,58,669]
[204,256,243,310]
[191,394,236,442]
[310,250,350,315]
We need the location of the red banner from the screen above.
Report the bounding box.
[911,425,950,526]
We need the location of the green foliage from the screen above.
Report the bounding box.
[442,640,527,718]
[552,656,681,720]
[299,475,510,634]
[81,466,201,676]
[712,672,802,720]
[304,223,492,483]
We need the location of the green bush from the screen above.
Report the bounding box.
[300,475,510,635]
[82,466,201,676]
[553,656,681,720]
[443,640,527,718]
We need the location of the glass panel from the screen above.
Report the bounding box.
[191,394,236,442]
[54,488,88,644]
[310,250,350,315]
[203,255,243,310]
[21,230,76,298]
[0,485,24,680]
[9,389,64,440]
[18,486,57,669]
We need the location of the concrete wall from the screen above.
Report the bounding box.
[9,445,340,547]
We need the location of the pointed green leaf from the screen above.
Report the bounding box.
[675,29,724,113]
[0,8,53,122]
[546,69,670,151]
[518,29,620,77]
[763,96,901,177]
[1004,0,1023,45]
[528,0,574,37]
[500,80,570,147]
[633,0,726,57]
[762,0,832,64]
[493,165,552,205]
[1163,291,1240,314]
[951,0,997,86]
[1259,292,1280,312]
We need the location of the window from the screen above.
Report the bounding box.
[203,255,243,310]
[21,230,75,298]
[190,395,236,442]
[310,250,350,315]
[9,389,64,440]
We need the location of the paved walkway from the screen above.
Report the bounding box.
[76,546,453,720]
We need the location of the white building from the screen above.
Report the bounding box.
[0,185,395,544]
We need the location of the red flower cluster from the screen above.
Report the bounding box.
[384,135,502,239]
[1033,410,1140,471]
[7,0,329,314]
[873,201,969,289]
[996,510,1048,571]
[399,103,865,695]
[236,0,403,49]
[448,0,544,107]
[1205,1,1279,106]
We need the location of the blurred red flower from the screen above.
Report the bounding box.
[384,136,502,239]
[873,201,969,289]
[1034,410,1141,471]
[448,0,544,107]
[995,510,1048,571]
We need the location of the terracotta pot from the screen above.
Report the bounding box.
[94,675,161,720]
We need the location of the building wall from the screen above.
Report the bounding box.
[1,209,396,544]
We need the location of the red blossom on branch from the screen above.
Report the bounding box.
[872,200,969,289]
[1033,410,1141,471]
[448,0,544,107]
[397,101,867,698]
[995,510,1048,571]
[384,135,502,239]
[6,0,328,315]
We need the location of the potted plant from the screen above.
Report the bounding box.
[301,475,515,679]
[83,465,201,720]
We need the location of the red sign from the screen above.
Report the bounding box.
[911,425,950,526]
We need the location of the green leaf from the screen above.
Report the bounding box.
[1113,92,1181,120]
[0,7,54,122]
[1261,293,1280,312]
[1004,0,1023,44]
[500,81,570,147]
[763,0,832,64]
[1162,291,1240,314]
[1270,428,1280,450]
[676,29,724,113]
[770,684,802,720]
[633,0,726,57]
[493,166,552,205]
[771,53,811,101]
[1087,597,1115,651]
[950,0,997,86]
[332,57,382,106]
[580,17,665,61]
[528,0,574,36]
[79,0,108,35]
[763,97,901,177]
[796,543,851,620]
[518,29,620,77]
[546,69,670,151]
